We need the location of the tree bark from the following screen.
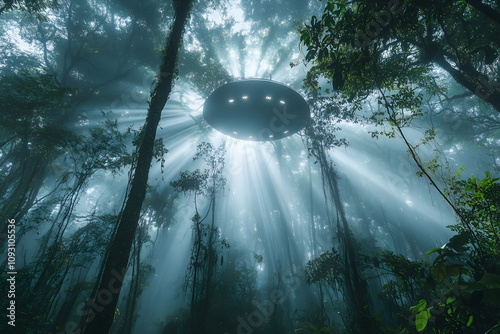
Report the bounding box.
[81,1,194,333]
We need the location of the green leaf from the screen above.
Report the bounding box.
[410,299,427,313]
[426,247,442,254]
[478,273,500,288]
[415,309,429,332]
[446,232,471,251]
[466,315,473,327]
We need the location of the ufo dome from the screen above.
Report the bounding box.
[203,79,310,141]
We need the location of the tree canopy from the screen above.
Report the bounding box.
[299,0,500,112]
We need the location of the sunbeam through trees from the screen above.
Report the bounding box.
[1,1,499,333]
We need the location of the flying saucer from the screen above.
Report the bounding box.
[203,79,310,141]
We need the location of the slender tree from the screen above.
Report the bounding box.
[81,1,194,333]
[301,93,379,332]
[170,142,227,333]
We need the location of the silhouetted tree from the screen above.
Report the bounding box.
[0,70,72,246]
[81,1,194,333]
[171,142,228,334]
[303,96,381,332]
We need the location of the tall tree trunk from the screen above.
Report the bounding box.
[308,158,317,258]
[81,2,194,333]
[307,126,376,333]
[197,185,217,333]
[119,224,143,334]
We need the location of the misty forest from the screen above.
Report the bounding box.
[1,0,500,333]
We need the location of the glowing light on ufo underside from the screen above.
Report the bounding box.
[203,79,310,141]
